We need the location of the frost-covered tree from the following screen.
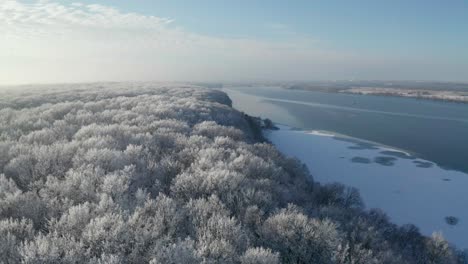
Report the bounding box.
[0,218,34,263]
[261,204,340,263]
[240,247,280,264]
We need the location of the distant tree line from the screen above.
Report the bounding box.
[0,83,464,263]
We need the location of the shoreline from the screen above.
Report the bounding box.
[340,88,468,104]
[281,82,468,104]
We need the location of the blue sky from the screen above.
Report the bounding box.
[48,0,468,56]
[2,0,468,84]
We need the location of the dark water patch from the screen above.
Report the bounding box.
[380,150,415,160]
[413,160,434,168]
[333,137,379,150]
[443,178,452,182]
[374,156,397,166]
[289,127,303,131]
[445,216,459,226]
[351,157,372,164]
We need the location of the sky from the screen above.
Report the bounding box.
[1,0,468,85]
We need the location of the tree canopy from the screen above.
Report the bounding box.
[0,83,463,263]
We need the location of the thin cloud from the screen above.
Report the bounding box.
[1,1,357,84]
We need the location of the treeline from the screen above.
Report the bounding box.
[0,83,464,263]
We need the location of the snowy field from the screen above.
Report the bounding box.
[267,125,468,249]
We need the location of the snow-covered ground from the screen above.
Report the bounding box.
[266,125,468,249]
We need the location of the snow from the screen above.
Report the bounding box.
[343,87,468,103]
[266,125,468,249]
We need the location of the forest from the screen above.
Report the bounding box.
[0,83,464,263]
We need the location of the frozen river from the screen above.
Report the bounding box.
[223,86,468,248]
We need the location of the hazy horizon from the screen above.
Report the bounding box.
[2,0,468,85]
[2,79,468,88]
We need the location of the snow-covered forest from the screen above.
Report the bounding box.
[0,83,463,263]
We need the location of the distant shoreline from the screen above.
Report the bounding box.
[280,81,468,104]
[340,87,468,104]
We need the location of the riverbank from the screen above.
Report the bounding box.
[280,80,468,104]
[342,87,468,104]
